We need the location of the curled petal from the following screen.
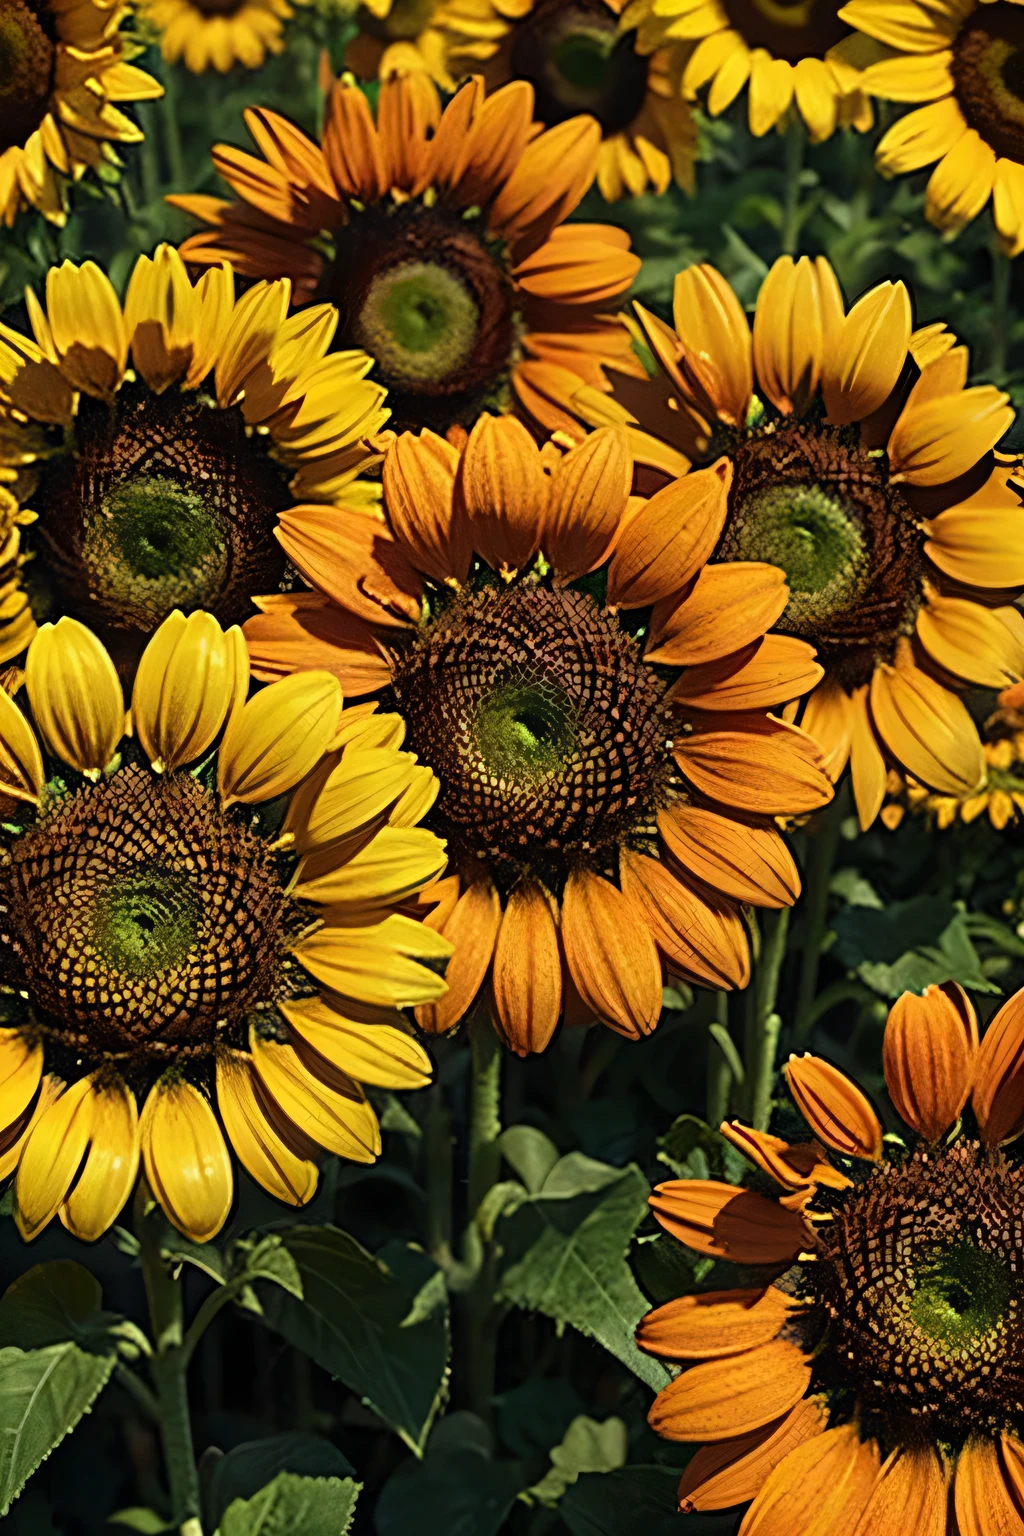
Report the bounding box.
[784,1053,883,1160]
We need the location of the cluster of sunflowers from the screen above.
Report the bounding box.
[7,0,1024,1526]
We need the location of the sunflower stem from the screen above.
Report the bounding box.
[467,1014,502,1220]
[793,786,846,1044]
[424,1084,454,1267]
[158,62,187,192]
[780,114,806,258]
[990,230,1012,384]
[459,1013,503,1427]
[744,907,790,1130]
[705,991,733,1128]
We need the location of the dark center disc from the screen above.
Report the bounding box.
[721,0,846,62]
[29,380,291,671]
[952,2,1024,163]
[391,584,671,878]
[0,0,55,154]
[508,0,650,133]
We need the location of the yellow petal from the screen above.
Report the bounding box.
[280,996,432,1089]
[889,386,1013,486]
[916,593,1024,689]
[60,1077,139,1243]
[849,682,889,831]
[293,913,453,1009]
[822,280,911,426]
[293,825,448,906]
[133,610,249,773]
[381,429,470,585]
[869,655,985,797]
[123,244,197,394]
[546,426,632,584]
[0,1029,43,1135]
[216,1051,318,1207]
[45,260,128,398]
[460,413,548,577]
[15,1074,94,1241]
[141,1077,233,1243]
[672,263,753,428]
[25,617,123,778]
[752,256,836,415]
[249,1030,380,1162]
[218,670,342,807]
[0,681,44,804]
[289,748,416,854]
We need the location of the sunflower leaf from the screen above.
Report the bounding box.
[215,1472,360,1536]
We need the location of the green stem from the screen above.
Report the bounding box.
[424,1085,454,1267]
[467,1017,502,1220]
[744,908,790,1130]
[159,63,187,192]
[793,789,845,1044]
[461,1015,503,1427]
[781,114,806,258]
[705,992,733,1128]
[990,229,1012,384]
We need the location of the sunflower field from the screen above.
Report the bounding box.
[7,0,1024,1532]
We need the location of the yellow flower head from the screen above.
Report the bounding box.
[138,0,304,72]
[0,245,389,671]
[0,0,162,225]
[0,610,449,1244]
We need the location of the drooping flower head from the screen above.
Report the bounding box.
[0,0,162,225]
[579,254,1024,831]
[620,0,871,142]
[0,246,388,672]
[844,0,1024,253]
[639,981,1024,1528]
[245,415,833,1054]
[0,611,449,1244]
[137,0,303,71]
[172,73,642,437]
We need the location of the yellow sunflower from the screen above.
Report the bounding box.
[0,245,389,672]
[0,0,162,225]
[639,981,1024,1533]
[343,0,460,90]
[172,72,643,438]
[843,0,1024,252]
[138,0,303,72]
[568,254,1024,833]
[243,413,834,1055]
[620,0,872,142]
[883,680,1024,830]
[0,609,449,1244]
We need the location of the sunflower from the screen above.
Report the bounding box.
[0,0,162,225]
[0,609,449,1245]
[841,0,1024,252]
[639,980,1024,1531]
[0,245,389,673]
[343,0,460,91]
[619,0,872,142]
[883,680,1024,831]
[243,413,833,1055]
[171,72,643,438]
[137,0,301,72]
[574,254,1024,833]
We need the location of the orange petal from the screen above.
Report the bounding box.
[800,680,853,782]
[882,983,977,1141]
[667,635,824,712]
[678,1398,830,1514]
[606,459,732,610]
[648,1339,811,1443]
[649,1179,812,1264]
[646,563,790,667]
[753,256,836,416]
[244,593,392,695]
[870,655,985,799]
[889,385,1013,487]
[784,1053,883,1160]
[637,1286,797,1362]
[673,713,832,816]
[720,1121,852,1194]
[852,1444,948,1536]
[459,413,548,576]
[415,875,502,1035]
[489,114,603,255]
[276,504,423,628]
[491,878,562,1058]
[916,592,1024,691]
[545,426,632,584]
[382,430,471,584]
[954,1437,1024,1536]
[658,803,800,909]
[849,682,888,831]
[821,281,911,427]
[561,868,663,1038]
[322,77,387,202]
[972,987,1024,1146]
[739,1425,881,1536]
[672,263,753,428]
[620,847,749,990]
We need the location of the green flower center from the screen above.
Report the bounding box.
[509,0,649,132]
[0,0,53,153]
[730,482,869,628]
[354,261,480,391]
[910,1241,1014,1349]
[92,867,201,979]
[473,678,577,786]
[953,3,1024,161]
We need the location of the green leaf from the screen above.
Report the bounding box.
[0,1342,116,1516]
[527,1416,628,1505]
[496,1154,670,1390]
[0,1263,102,1350]
[108,1510,175,1532]
[656,1116,748,1184]
[230,1235,303,1299]
[832,899,1000,996]
[559,1466,724,1536]
[499,1126,560,1194]
[256,1229,449,1455]
[207,1435,355,1529]
[375,1449,524,1536]
[216,1473,360,1536]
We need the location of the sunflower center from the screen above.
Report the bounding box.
[952,2,1024,163]
[391,584,671,875]
[0,765,290,1064]
[0,0,54,153]
[325,204,518,433]
[362,0,437,40]
[508,0,649,133]
[29,382,290,669]
[814,1141,1024,1437]
[723,422,921,688]
[190,0,245,14]
[720,0,846,61]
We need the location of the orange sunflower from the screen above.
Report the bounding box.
[172,72,643,437]
[243,413,834,1055]
[0,0,162,226]
[639,980,1024,1532]
[569,254,1024,832]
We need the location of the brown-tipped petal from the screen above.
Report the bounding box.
[620,848,749,990]
[954,1437,1024,1536]
[870,655,985,799]
[606,459,732,610]
[720,1122,852,1194]
[883,983,978,1141]
[851,1445,948,1536]
[382,430,471,585]
[545,427,632,584]
[649,1179,812,1264]
[459,414,548,576]
[821,281,911,427]
[672,713,832,817]
[739,1425,881,1536]
[637,1286,797,1362]
[784,1053,883,1161]
[415,875,502,1035]
[645,563,790,667]
[648,1339,811,1443]
[672,263,753,428]
[972,988,1024,1145]
[561,867,663,1038]
[677,1398,829,1514]
[666,635,824,713]
[658,803,800,909]
[491,879,562,1057]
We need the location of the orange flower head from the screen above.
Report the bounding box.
[245,413,835,1054]
[639,979,1024,1527]
[173,73,641,437]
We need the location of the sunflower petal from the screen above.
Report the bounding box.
[280,997,432,1089]
[657,803,800,908]
[620,848,750,989]
[492,878,562,1057]
[972,988,1024,1146]
[739,1425,881,1536]
[649,1179,812,1264]
[562,867,663,1038]
[869,655,985,798]
[382,430,471,585]
[784,1053,883,1160]
[648,1340,811,1443]
[821,280,911,427]
[671,263,753,427]
[415,875,502,1034]
[646,563,789,666]
[883,983,977,1141]
[677,1398,830,1514]
[217,1051,319,1206]
[637,1286,797,1362]
[15,1074,94,1241]
[606,459,732,609]
[249,1030,380,1162]
[25,617,124,778]
[672,713,832,816]
[134,610,248,773]
[853,1445,948,1536]
[218,670,342,807]
[546,427,632,584]
[141,1077,232,1243]
[459,413,548,576]
[60,1077,139,1243]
